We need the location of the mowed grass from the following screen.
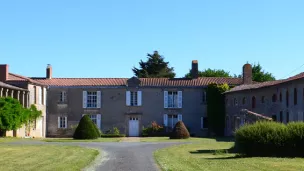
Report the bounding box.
[154,138,304,171]
[43,137,122,142]
[0,137,35,143]
[0,144,98,171]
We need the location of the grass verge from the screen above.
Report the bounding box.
[154,138,304,171]
[0,144,98,171]
[43,137,122,142]
[140,137,214,142]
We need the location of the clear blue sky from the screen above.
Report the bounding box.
[1,0,304,79]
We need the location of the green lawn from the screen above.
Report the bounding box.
[154,138,304,171]
[0,144,98,171]
[43,137,122,142]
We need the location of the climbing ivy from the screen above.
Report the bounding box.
[206,83,230,136]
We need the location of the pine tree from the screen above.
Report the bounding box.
[132,51,176,78]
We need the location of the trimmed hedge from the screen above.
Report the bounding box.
[73,115,99,139]
[235,121,304,157]
[100,134,126,138]
[170,121,190,139]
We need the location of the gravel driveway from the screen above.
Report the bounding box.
[9,141,184,171]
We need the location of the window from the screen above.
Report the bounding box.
[280,111,283,123]
[87,91,97,108]
[272,94,277,102]
[202,91,207,103]
[252,96,256,109]
[226,99,229,106]
[59,91,67,103]
[279,92,282,102]
[286,111,289,123]
[38,87,42,105]
[130,91,138,106]
[234,98,238,106]
[286,91,289,107]
[261,96,265,103]
[201,117,208,129]
[34,86,37,104]
[294,88,297,105]
[167,114,178,128]
[168,91,178,108]
[272,115,277,121]
[58,117,67,128]
[242,97,246,105]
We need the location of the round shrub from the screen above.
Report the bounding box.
[170,121,190,139]
[73,115,99,139]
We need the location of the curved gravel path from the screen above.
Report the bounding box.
[9,141,184,171]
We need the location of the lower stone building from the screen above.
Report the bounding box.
[225,64,304,136]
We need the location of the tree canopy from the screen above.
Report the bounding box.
[132,51,176,78]
[185,68,232,78]
[252,63,276,82]
[0,97,42,136]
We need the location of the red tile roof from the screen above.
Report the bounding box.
[32,77,243,87]
[8,73,45,86]
[226,72,304,93]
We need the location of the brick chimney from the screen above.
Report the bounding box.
[243,63,252,84]
[46,64,52,79]
[191,60,199,79]
[0,64,8,82]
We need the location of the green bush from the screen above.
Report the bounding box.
[73,115,99,139]
[235,121,304,157]
[100,134,126,138]
[113,127,120,135]
[142,121,166,137]
[170,121,190,139]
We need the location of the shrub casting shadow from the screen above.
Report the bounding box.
[189,147,246,160]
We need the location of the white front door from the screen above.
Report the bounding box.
[129,117,139,137]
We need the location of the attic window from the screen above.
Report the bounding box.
[252,96,256,109]
[242,97,246,105]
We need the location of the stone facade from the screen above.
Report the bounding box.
[34,61,244,137]
[225,68,304,136]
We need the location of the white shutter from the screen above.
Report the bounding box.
[97,91,101,108]
[178,91,183,108]
[83,91,87,108]
[126,91,131,106]
[201,117,203,129]
[164,91,168,108]
[97,114,101,129]
[163,114,168,126]
[178,114,182,121]
[43,88,47,105]
[137,91,142,106]
[58,117,60,128]
[65,117,68,128]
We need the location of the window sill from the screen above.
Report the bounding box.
[165,107,181,109]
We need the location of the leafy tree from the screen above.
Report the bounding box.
[0,97,42,137]
[207,83,230,136]
[132,51,176,78]
[185,68,232,78]
[252,63,275,82]
[234,63,276,82]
